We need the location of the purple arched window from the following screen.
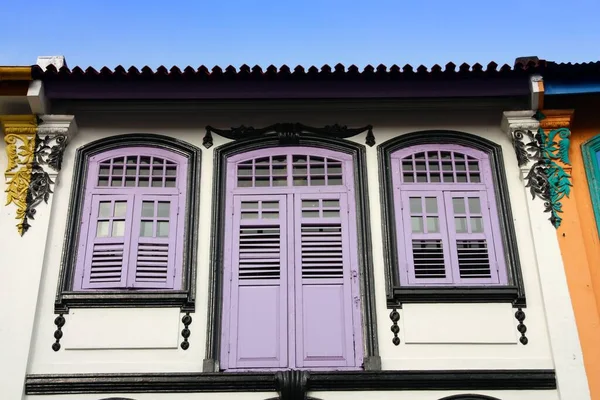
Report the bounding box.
[220,147,363,370]
[73,147,187,290]
[391,144,507,286]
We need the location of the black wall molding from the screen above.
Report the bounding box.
[25,369,556,395]
[438,395,502,400]
[378,131,527,309]
[203,123,375,149]
[54,133,201,313]
[204,134,380,372]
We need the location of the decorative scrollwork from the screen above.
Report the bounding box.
[204,123,375,147]
[390,308,400,346]
[510,121,572,228]
[180,313,192,350]
[3,124,70,235]
[270,370,319,400]
[52,314,66,351]
[515,308,528,345]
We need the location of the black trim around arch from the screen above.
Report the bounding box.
[204,134,380,371]
[378,130,526,308]
[54,133,201,313]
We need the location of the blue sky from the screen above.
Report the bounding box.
[1,0,599,69]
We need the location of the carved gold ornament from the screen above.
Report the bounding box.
[2,116,38,235]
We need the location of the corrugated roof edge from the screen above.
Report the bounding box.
[30,60,546,81]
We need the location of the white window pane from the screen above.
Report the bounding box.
[453,198,466,214]
[471,217,484,233]
[98,202,111,218]
[426,217,439,233]
[455,217,468,233]
[140,221,153,237]
[96,221,109,237]
[142,201,154,217]
[112,220,125,237]
[468,197,481,214]
[157,202,170,218]
[409,197,422,213]
[157,221,170,237]
[411,217,423,233]
[114,201,127,217]
[425,197,437,213]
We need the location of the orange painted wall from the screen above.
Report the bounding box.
[551,103,600,400]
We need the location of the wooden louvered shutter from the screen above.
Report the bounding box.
[401,191,453,285]
[444,191,500,284]
[128,195,179,289]
[81,194,135,289]
[227,195,289,369]
[294,193,356,367]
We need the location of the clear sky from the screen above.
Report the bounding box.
[1,0,599,69]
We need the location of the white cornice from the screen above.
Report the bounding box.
[501,110,539,136]
[37,115,77,139]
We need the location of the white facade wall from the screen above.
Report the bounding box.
[0,103,582,399]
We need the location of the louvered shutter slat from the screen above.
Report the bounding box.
[227,195,289,369]
[295,193,356,368]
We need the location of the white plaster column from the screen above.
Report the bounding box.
[501,111,590,400]
[0,115,77,400]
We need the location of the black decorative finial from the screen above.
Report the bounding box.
[390,309,400,345]
[180,313,192,350]
[515,308,528,345]
[52,314,65,351]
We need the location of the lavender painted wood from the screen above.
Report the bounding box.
[74,147,187,291]
[227,195,289,369]
[221,146,362,370]
[294,193,356,368]
[391,144,507,287]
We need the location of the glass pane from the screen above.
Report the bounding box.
[429,162,440,171]
[328,164,342,174]
[426,217,439,233]
[241,201,259,209]
[142,201,154,217]
[471,217,484,233]
[112,167,123,176]
[468,162,479,171]
[452,198,466,214]
[241,212,259,219]
[125,177,136,187]
[151,178,163,187]
[428,151,439,160]
[302,210,319,218]
[470,173,481,183]
[293,166,307,175]
[127,156,137,164]
[262,201,278,209]
[323,210,340,218]
[99,165,110,175]
[98,202,111,218]
[140,221,154,237]
[139,167,150,175]
[430,174,441,183]
[113,157,124,164]
[293,177,308,186]
[411,217,423,233]
[138,178,149,187]
[152,167,164,176]
[111,178,122,187]
[112,220,125,237]
[98,177,109,187]
[416,174,427,183]
[402,161,413,171]
[237,178,252,187]
[443,173,454,182]
[468,197,481,214]
[165,178,176,188]
[157,221,170,237]
[323,200,340,208]
[311,177,325,186]
[166,166,177,176]
[312,166,325,174]
[157,202,170,218]
[455,217,468,233]
[328,176,343,185]
[403,173,414,183]
[457,173,468,183]
[255,177,269,187]
[262,212,279,219]
[256,157,269,165]
[415,162,426,171]
[126,167,137,176]
[255,166,270,176]
[153,157,164,165]
[409,197,422,213]
[114,201,127,217]
[302,200,320,208]
[140,156,150,165]
[96,221,109,237]
[425,197,437,213]
[273,177,287,186]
